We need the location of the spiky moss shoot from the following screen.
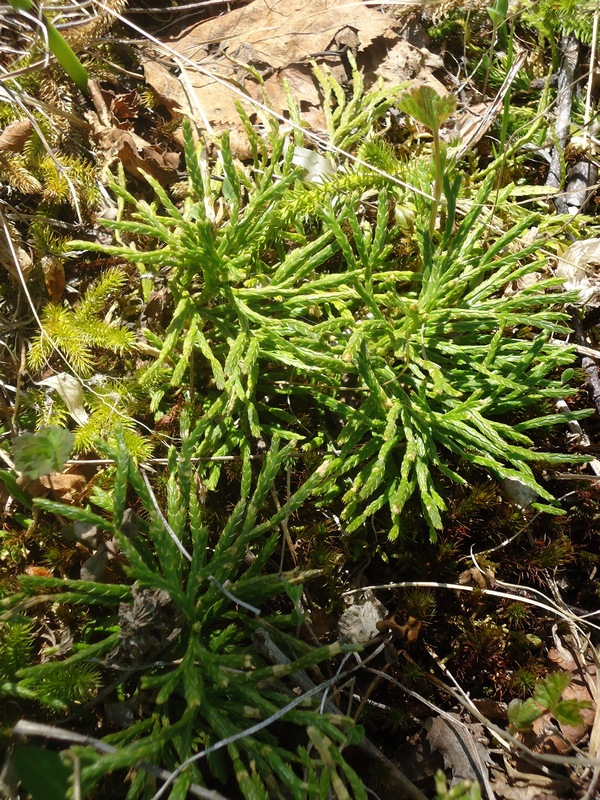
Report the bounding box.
[379,705,414,735]
[527,534,577,572]
[28,267,136,378]
[511,663,545,697]
[451,619,510,694]
[0,621,34,681]
[427,8,470,45]
[395,658,429,691]
[401,588,437,621]
[34,662,103,707]
[500,601,530,629]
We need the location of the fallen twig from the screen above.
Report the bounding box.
[545,35,579,215]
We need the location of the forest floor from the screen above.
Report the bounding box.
[1,1,600,799]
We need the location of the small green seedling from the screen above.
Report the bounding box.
[435,770,481,800]
[487,0,509,49]
[397,86,456,238]
[508,671,591,731]
[13,426,74,480]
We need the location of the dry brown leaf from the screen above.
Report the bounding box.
[365,38,446,95]
[140,287,173,329]
[15,475,47,501]
[0,224,33,285]
[142,59,192,117]
[141,0,452,156]
[39,471,87,505]
[458,566,495,590]
[87,111,180,183]
[41,253,66,302]
[90,83,141,127]
[106,89,141,124]
[0,119,32,153]
[87,79,180,183]
[504,270,542,296]
[490,762,571,799]
[168,0,393,72]
[144,0,433,154]
[425,714,491,786]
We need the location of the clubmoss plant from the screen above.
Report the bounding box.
[66,71,591,538]
[0,620,34,683]
[3,415,364,798]
[25,267,152,456]
[28,267,135,376]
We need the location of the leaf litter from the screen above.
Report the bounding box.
[142,0,447,155]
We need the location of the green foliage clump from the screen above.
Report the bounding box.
[508,670,592,731]
[0,108,99,213]
[35,662,103,705]
[37,153,99,209]
[5,417,364,797]
[436,770,481,800]
[520,0,597,44]
[28,267,136,377]
[68,72,590,539]
[25,268,151,457]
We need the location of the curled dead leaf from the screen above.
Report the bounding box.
[376,613,422,642]
[87,79,180,183]
[556,238,600,303]
[41,253,66,302]
[0,225,33,285]
[458,566,495,590]
[37,373,89,426]
[0,119,33,153]
[338,588,388,644]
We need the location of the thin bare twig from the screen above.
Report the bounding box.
[207,575,261,616]
[545,35,579,214]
